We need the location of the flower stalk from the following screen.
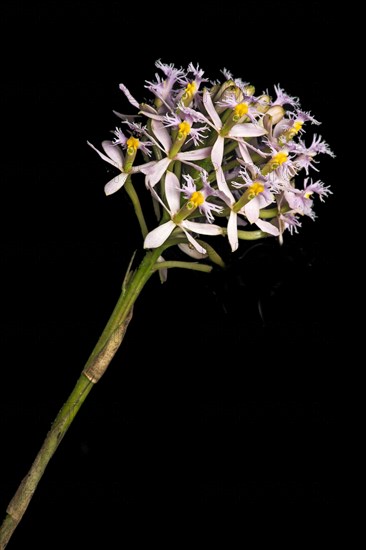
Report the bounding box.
[0,247,162,548]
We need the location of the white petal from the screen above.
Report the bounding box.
[182,228,207,254]
[139,103,159,115]
[263,113,274,135]
[177,160,206,172]
[238,141,253,165]
[273,121,289,138]
[112,110,139,121]
[183,220,223,236]
[143,220,176,249]
[203,89,222,129]
[165,171,181,213]
[177,146,212,161]
[229,123,268,138]
[217,167,234,202]
[255,218,280,236]
[242,140,268,158]
[143,158,171,187]
[104,172,128,195]
[178,243,208,259]
[228,211,238,252]
[139,111,165,121]
[146,182,171,215]
[152,119,172,153]
[131,160,156,173]
[157,255,168,283]
[211,136,224,170]
[244,198,260,224]
[119,83,140,108]
[102,140,124,168]
[87,141,119,169]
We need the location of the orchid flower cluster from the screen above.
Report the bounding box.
[0,63,336,548]
[89,61,334,267]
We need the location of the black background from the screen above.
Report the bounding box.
[1,1,355,546]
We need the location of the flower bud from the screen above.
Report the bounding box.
[255,94,271,114]
[214,82,244,113]
[243,84,255,96]
[265,105,285,124]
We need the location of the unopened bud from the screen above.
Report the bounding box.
[265,105,285,125]
[212,84,241,115]
[243,84,255,96]
[255,94,271,114]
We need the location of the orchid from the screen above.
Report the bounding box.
[87,138,153,195]
[201,89,268,172]
[143,171,223,254]
[0,61,334,548]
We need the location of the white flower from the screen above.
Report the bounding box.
[144,171,223,253]
[87,140,154,195]
[202,89,267,174]
[217,169,279,252]
[139,119,212,187]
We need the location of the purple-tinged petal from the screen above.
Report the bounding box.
[119,83,140,108]
[217,167,234,202]
[87,141,120,169]
[211,135,224,170]
[139,103,159,115]
[101,140,124,167]
[104,172,129,195]
[142,158,171,187]
[113,110,139,121]
[237,141,253,165]
[228,211,238,252]
[144,220,176,249]
[229,123,267,138]
[139,111,165,121]
[165,171,181,213]
[203,89,222,129]
[131,160,156,174]
[242,140,268,158]
[183,220,223,236]
[152,119,172,152]
[244,198,260,224]
[255,218,280,236]
[273,119,290,138]
[177,146,212,161]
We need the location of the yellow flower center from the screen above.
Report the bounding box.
[185,81,197,97]
[234,103,249,117]
[178,120,191,137]
[249,182,265,196]
[189,191,205,207]
[304,191,313,199]
[126,136,140,150]
[293,120,303,133]
[272,151,288,165]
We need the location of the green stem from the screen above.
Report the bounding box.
[124,177,148,238]
[237,229,269,240]
[259,205,289,219]
[0,247,163,549]
[223,139,239,155]
[152,260,212,273]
